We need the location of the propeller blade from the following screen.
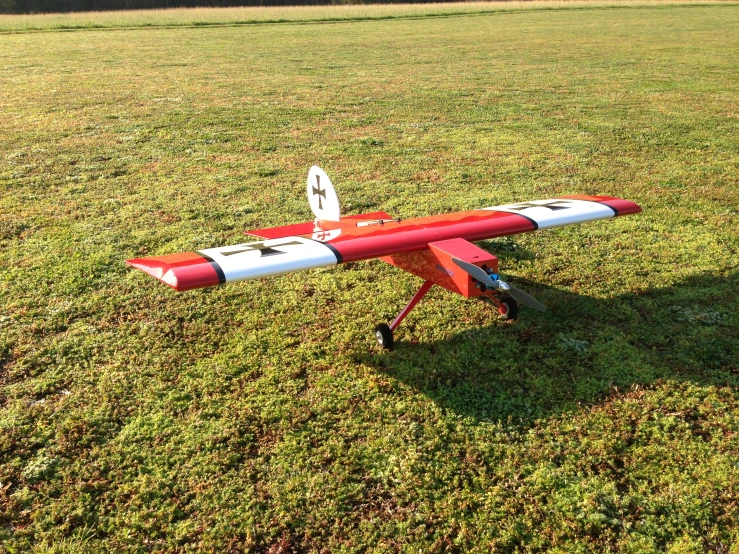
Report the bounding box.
[452,257,492,285]
[452,257,546,311]
[508,286,547,311]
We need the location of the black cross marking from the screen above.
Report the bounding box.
[312,175,325,210]
[220,240,302,258]
[506,201,573,212]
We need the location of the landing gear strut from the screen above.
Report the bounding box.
[374,280,434,350]
[375,281,521,350]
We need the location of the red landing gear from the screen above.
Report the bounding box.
[374,282,519,350]
[374,280,434,350]
[481,292,519,321]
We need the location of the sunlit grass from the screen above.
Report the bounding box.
[1,3,738,552]
[0,0,734,32]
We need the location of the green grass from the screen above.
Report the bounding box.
[0,0,731,32]
[1,4,738,552]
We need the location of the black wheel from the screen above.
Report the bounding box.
[374,324,394,350]
[498,297,519,321]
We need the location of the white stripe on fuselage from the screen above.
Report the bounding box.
[484,199,615,229]
[198,236,338,283]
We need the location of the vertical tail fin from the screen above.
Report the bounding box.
[307,166,341,222]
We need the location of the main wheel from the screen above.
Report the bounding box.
[498,297,519,321]
[374,323,394,350]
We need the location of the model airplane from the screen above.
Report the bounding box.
[127,166,641,349]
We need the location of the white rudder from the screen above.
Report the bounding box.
[307,166,341,222]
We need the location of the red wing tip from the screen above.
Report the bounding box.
[603,198,642,216]
[126,258,148,268]
[126,257,181,290]
[560,195,642,216]
[126,253,223,291]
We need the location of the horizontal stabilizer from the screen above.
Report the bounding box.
[341,211,393,222]
[247,211,394,239]
[246,221,318,240]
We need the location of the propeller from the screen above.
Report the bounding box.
[452,258,546,312]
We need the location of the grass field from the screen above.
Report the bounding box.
[1,3,738,552]
[0,0,732,32]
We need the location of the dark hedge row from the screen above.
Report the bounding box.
[1,0,441,15]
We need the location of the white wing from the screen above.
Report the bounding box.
[484,198,616,229]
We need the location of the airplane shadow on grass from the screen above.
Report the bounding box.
[358,270,738,424]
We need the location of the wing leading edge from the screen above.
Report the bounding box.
[127,195,640,291]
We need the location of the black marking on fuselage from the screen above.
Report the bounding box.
[312,175,326,210]
[216,240,303,258]
[198,252,227,285]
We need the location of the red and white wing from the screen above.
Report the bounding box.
[483,197,620,229]
[127,195,640,291]
[127,236,340,292]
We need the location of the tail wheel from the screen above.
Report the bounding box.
[374,324,394,350]
[498,297,519,321]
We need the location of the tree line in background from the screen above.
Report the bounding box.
[2,0,439,15]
